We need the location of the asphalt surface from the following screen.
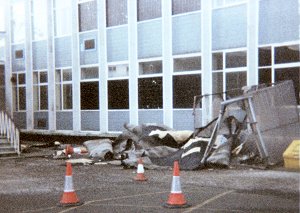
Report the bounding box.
[0,148,299,213]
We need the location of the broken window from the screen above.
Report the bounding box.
[106,0,127,27]
[138,77,162,109]
[173,74,201,108]
[33,71,48,111]
[108,80,129,109]
[78,0,97,32]
[172,0,201,15]
[137,0,161,21]
[56,68,72,110]
[80,66,99,110]
[173,56,201,72]
[12,72,26,111]
[139,60,162,75]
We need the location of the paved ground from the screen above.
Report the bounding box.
[0,147,299,213]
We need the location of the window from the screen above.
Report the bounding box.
[275,45,300,64]
[82,38,96,51]
[173,74,201,108]
[78,0,97,32]
[139,60,162,75]
[172,0,201,15]
[31,0,47,40]
[137,0,161,21]
[108,64,129,78]
[33,71,48,111]
[173,56,201,72]
[212,52,223,70]
[212,72,223,94]
[138,77,162,109]
[56,69,72,110]
[226,71,246,98]
[11,0,25,43]
[225,51,247,68]
[213,0,246,8]
[108,80,129,109]
[54,0,72,36]
[15,49,24,59]
[12,72,26,111]
[80,67,99,110]
[106,0,127,27]
[259,46,271,67]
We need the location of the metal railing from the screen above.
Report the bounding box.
[0,111,20,155]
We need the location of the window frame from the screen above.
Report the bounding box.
[33,69,48,111]
[55,67,73,111]
[12,72,26,112]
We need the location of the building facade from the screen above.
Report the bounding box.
[1,0,300,135]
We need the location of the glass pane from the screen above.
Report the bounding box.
[275,67,300,104]
[78,1,97,32]
[106,0,127,27]
[33,86,39,110]
[137,0,161,21]
[33,72,38,84]
[18,73,26,84]
[84,39,95,50]
[226,51,247,68]
[19,87,26,110]
[225,71,246,98]
[212,52,223,70]
[173,56,201,72]
[13,87,18,111]
[63,84,73,109]
[63,69,72,81]
[173,74,201,108]
[259,47,271,66]
[212,72,223,94]
[108,80,129,109]
[40,72,48,83]
[259,68,271,85]
[15,50,23,59]
[56,84,62,110]
[55,69,61,82]
[80,82,99,110]
[11,0,25,43]
[32,0,47,40]
[81,67,99,79]
[139,61,162,75]
[172,0,201,15]
[40,86,48,110]
[138,77,162,109]
[54,9,72,36]
[275,45,300,64]
[108,64,129,78]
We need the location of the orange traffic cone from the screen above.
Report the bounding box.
[134,158,148,181]
[59,162,83,206]
[163,161,190,208]
[65,145,88,156]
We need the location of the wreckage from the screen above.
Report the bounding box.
[59,80,300,170]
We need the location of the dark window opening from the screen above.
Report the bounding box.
[138,77,162,109]
[275,67,300,104]
[78,1,97,32]
[84,39,95,50]
[173,75,201,108]
[259,68,271,85]
[15,50,24,59]
[172,0,201,15]
[108,80,129,109]
[80,82,99,110]
[225,71,247,98]
[137,0,161,21]
[259,47,271,67]
[275,45,300,64]
[226,51,247,68]
[106,0,127,27]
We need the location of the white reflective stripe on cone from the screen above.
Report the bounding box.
[73,147,81,154]
[171,176,182,193]
[137,164,144,173]
[64,176,74,192]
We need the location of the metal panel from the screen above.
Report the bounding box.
[173,109,196,130]
[79,31,99,65]
[11,44,25,71]
[172,13,201,55]
[13,112,27,130]
[32,40,48,70]
[107,26,128,62]
[56,111,73,130]
[108,110,129,132]
[55,36,72,67]
[34,111,48,130]
[81,111,100,131]
[138,110,163,125]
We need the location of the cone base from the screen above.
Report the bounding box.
[163,202,190,209]
[60,192,82,207]
[134,173,148,181]
[164,193,189,208]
